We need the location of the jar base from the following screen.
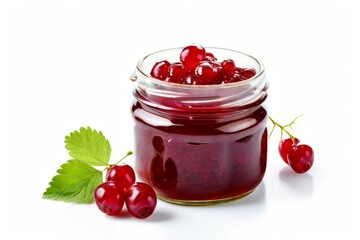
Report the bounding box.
[157,189,255,206]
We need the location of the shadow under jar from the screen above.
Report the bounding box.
[131,47,268,205]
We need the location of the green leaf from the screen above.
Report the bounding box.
[65,127,111,166]
[43,159,103,203]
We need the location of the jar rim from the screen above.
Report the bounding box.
[135,47,265,90]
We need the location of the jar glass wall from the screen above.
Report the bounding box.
[131,47,268,205]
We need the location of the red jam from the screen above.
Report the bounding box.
[131,46,268,205]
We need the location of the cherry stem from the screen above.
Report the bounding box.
[268,115,303,143]
[112,151,133,165]
[103,151,133,172]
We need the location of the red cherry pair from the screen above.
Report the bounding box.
[278,138,314,173]
[94,164,157,218]
[269,115,314,174]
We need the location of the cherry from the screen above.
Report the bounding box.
[180,44,206,72]
[278,138,300,164]
[207,60,221,69]
[221,59,236,75]
[239,68,256,80]
[150,60,170,80]
[125,182,157,219]
[205,52,217,61]
[168,62,188,83]
[288,144,314,174]
[194,62,219,85]
[231,73,242,83]
[106,164,136,190]
[94,181,125,215]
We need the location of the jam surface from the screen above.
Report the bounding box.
[132,102,268,202]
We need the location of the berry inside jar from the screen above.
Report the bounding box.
[132,45,268,205]
[150,44,256,85]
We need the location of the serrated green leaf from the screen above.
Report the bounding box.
[43,159,103,203]
[65,127,111,166]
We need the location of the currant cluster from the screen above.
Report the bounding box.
[94,164,157,218]
[269,116,314,174]
[150,44,256,85]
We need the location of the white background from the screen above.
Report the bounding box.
[1,0,360,239]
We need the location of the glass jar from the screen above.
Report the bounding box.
[131,47,268,205]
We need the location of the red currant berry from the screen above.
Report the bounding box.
[221,59,236,75]
[194,62,219,85]
[288,144,314,174]
[218,74,229,84]
[205,52,217,61]
[180,44,206,72]
[212,74,226,84]
[208,60,221,68]
[240,68,256,80]
[106,164,136,190]
[168,62,188,83]
[94,181,125,215]
[150,60,170,80]
[125,182,157,219]
[232,73,242,83]
[278,138,300,164]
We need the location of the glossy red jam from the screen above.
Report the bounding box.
[131,47,268,205]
